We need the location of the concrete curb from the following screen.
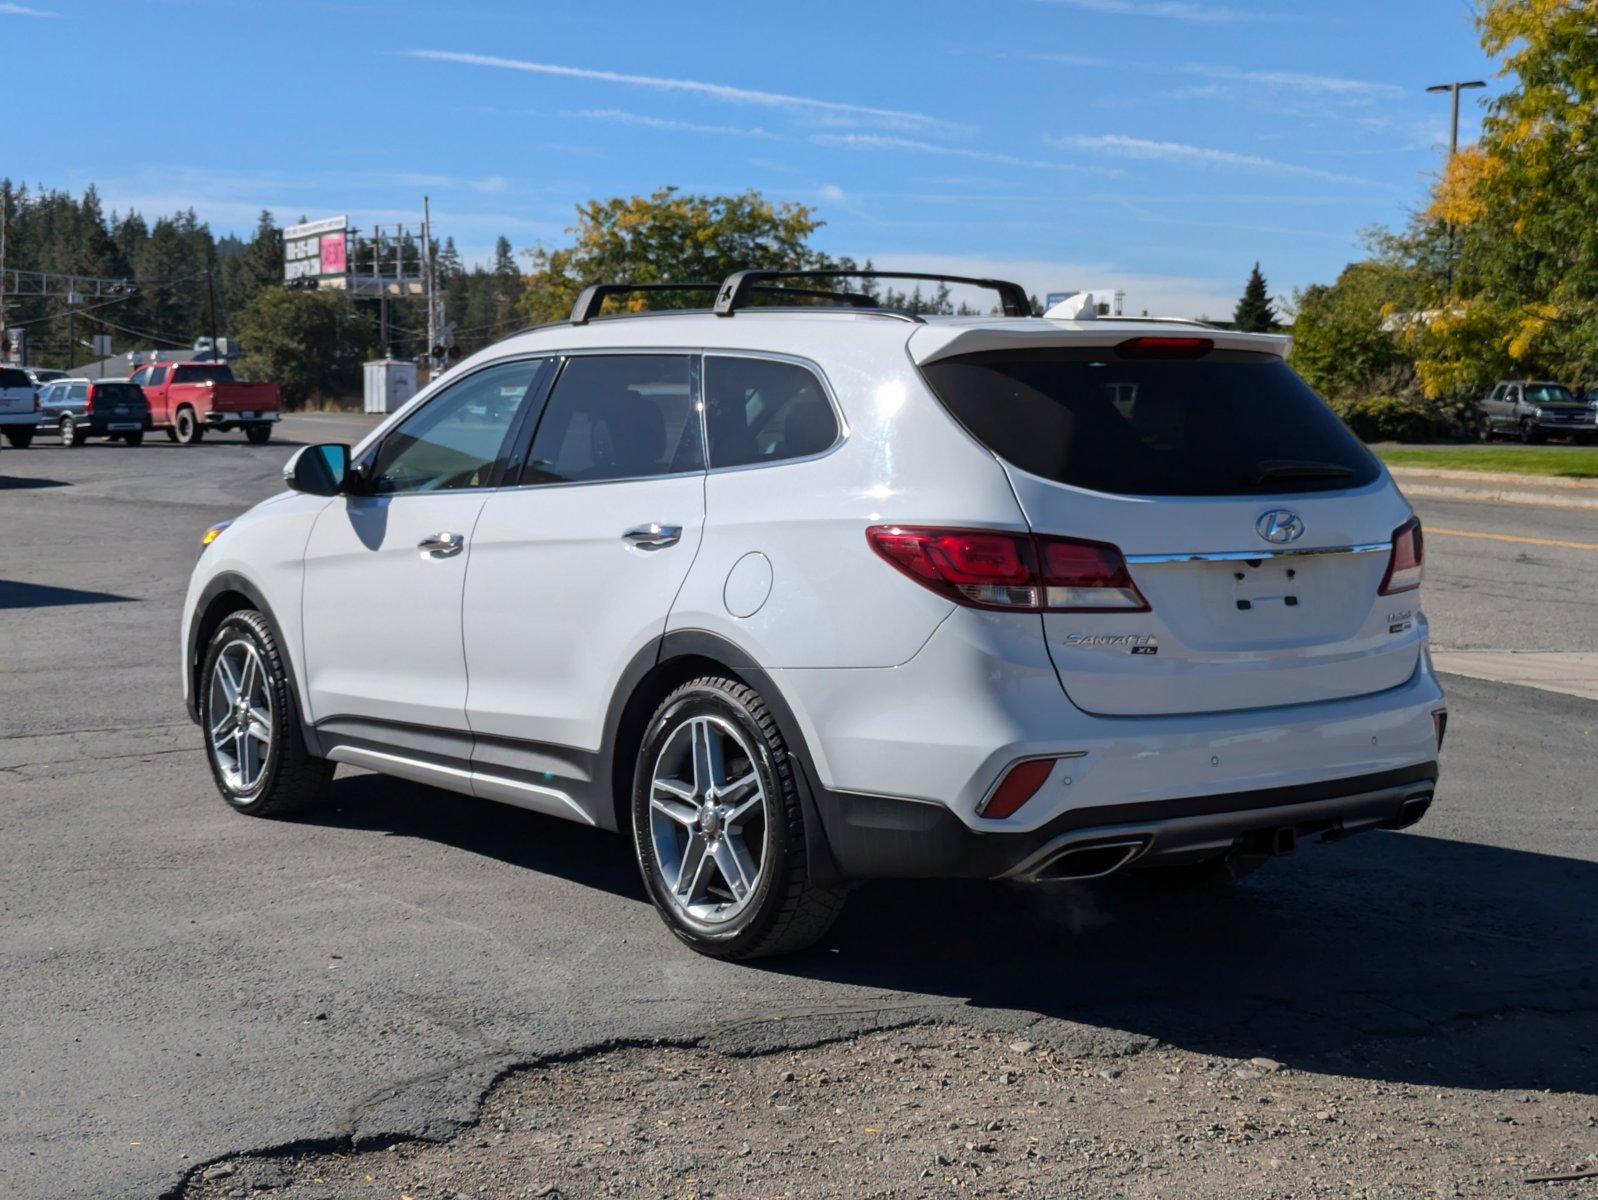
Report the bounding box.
[1388,467,1598,510]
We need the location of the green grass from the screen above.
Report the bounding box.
[1376,444,1598,480]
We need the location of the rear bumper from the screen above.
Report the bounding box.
[88,414,151,434]
[814,763,1437,881]
[204,410,279,425]
[0,411,36,426]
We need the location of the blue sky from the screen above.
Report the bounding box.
[10,0,1497,317]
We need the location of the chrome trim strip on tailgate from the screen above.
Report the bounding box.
[1125,543,1389,565]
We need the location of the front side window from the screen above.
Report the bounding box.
[522,355,702,484]
[369,358,544,494]
[129,367,151,386]
[704,356,839,469]
[147,367,170,386]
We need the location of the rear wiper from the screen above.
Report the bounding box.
[1252,459,1355,483]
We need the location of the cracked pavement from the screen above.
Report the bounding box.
[0,418,1594,1199]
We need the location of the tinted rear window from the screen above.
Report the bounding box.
[0,368,31,388]
[920,347,1380,497]
[93,383,145,404]
[173,364,234,383]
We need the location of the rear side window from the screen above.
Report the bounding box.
[0,368,29,388]
[920,348,1380,497]
[704,356,838,469]
[523,355,703,484]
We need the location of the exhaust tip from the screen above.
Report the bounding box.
[1381,794,1433,831]
[1033,839,1146,881]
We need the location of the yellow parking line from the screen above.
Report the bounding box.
[1427,526,1598,553]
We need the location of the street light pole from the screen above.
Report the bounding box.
[1426,80,1487,156]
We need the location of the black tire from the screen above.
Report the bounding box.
[59,415,87,447]
[244,423,272,445]
[199,609,332,817]
[173,407,204,444]
[1476,416,1494,443]
[4,427,34,448]
[165,426,180,443]
[123,429,144,447]
[632,676,846,959]
[1519,419,1543,445]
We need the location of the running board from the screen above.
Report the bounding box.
[324,744,596,826]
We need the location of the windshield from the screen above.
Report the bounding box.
[1525,384,1576,405]
[920,347,1380,497]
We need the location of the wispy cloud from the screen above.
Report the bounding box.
[566,108,781,140]
[812,133,1121,176]
[1047,133,1368,182]
[0,2,58,14]
[1184,64,1402,99]
[1035,0,1277,22]
[402,51,956,132]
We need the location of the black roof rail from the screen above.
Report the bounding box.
[570,279,888,325]
[570,282,718,325]
[715,269,1032,318]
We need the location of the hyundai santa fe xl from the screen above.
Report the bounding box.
[182,270,1445,959]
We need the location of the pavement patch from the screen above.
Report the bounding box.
[1433,650,1598,702]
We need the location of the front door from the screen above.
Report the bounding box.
[301,357,548,738]
[462,353,707,810]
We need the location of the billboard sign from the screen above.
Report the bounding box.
[284,216,349,284]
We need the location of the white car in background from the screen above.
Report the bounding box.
[181,270,1445,959]
[0,365,40,448]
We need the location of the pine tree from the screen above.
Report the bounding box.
[1234,263,1276,332]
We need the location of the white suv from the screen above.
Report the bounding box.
[181,270,1445,959]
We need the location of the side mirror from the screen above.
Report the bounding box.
[284,443,351,496]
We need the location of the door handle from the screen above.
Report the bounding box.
[622,523,683,550]
[418,531,464,557]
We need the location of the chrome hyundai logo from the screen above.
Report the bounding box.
[1256,510,1305,544]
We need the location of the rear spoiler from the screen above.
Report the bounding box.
[908,324,1293,366]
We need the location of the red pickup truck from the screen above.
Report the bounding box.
[128,361,281,444]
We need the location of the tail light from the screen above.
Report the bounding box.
[866,526,1149,613]
[1379,516,1424,594]
[978,758,1056,820]
[1432,709,1448,750]
[84,389,94,414]
[32,389,40,413]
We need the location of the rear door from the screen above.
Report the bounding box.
[918,341,1419,716]
[462,352,707,807]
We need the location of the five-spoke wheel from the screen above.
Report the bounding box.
[208,637,274,793]
[648,715,769,925]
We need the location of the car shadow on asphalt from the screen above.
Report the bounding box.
[304,772,1597,1097]
[0,579,138,608]
[0,475,69,489]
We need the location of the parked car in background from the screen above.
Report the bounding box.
[25,367,69,387]
[129,361,281,445]
[0,365,41,447]
[38,378,151,446]
[1478,380,1596,443]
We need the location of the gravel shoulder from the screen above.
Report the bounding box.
[179,1015,1598,1199]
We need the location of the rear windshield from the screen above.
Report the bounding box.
[173,364,234,384]
[92,383,145,404]
[0,368,31,388]
[920,347,1380,497]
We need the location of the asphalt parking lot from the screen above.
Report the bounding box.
[2,416,1595,1198]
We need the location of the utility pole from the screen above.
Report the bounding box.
[205,266,219,360]
[422,195,436,377]
[372,224,388,356]
[1427,80,1487,156]
[1,191,8,365]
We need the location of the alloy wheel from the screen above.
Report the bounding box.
[208,638,274,793]
[648,715,769,926]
